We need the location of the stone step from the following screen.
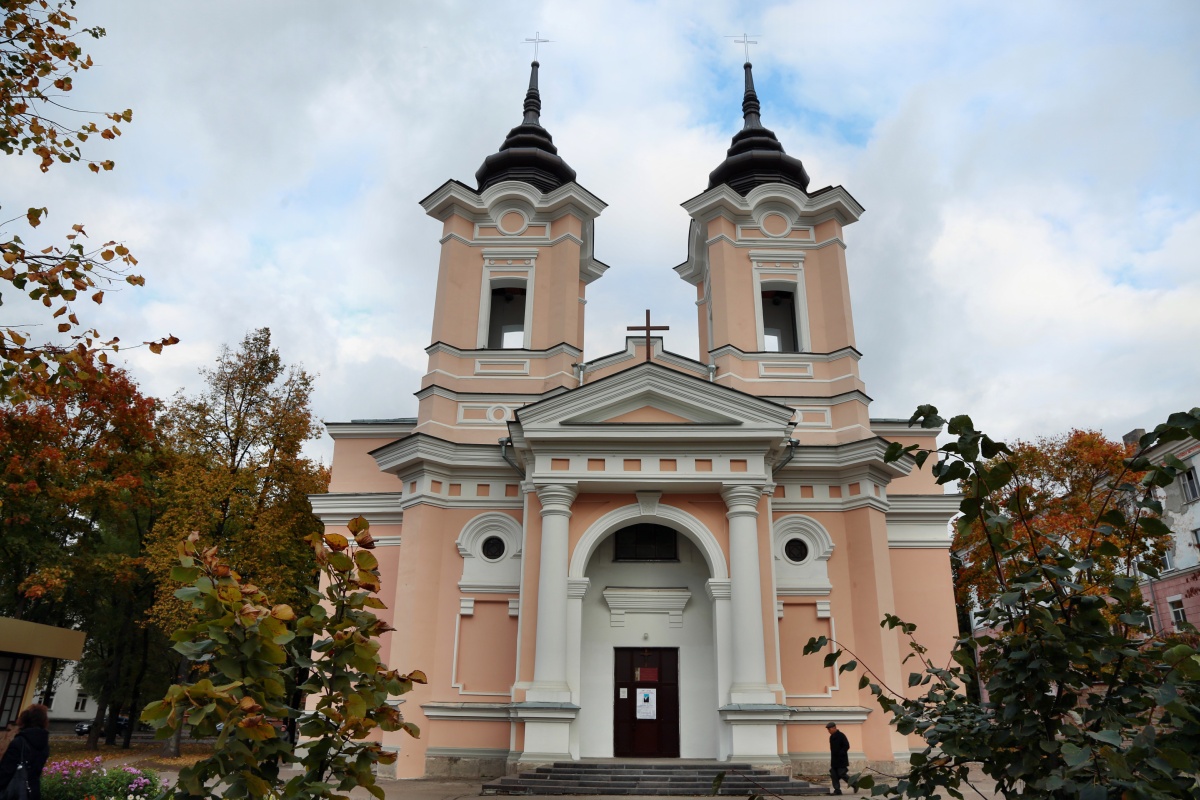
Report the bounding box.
[482,763,827,796]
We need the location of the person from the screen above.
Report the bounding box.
[826,721,850,795]
[0,705,51,800]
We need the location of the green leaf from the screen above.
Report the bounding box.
[711,772,725,795]
[1061,742,1091,768]
[171,565,201,583]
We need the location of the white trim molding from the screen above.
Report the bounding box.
[457,512,523,592]
[773,515,834,596]
[601,587,691,628]
[569,502,729,580]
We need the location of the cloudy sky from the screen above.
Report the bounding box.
[5,1,1198,460]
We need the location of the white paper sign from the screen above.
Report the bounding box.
[619,688,628,699]
[636,687,657,719]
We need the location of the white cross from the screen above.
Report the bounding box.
[524,31,552,61]
[727,32,761,62]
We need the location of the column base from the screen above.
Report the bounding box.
[720,703,793,763]
[512,702,579,763]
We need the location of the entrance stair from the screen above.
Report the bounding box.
[482,760,827,795]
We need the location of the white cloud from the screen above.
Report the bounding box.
[4,0,1197,463]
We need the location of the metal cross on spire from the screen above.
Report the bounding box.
[726,32,761,62]
[627,309,670,363]
[524,31,552,61]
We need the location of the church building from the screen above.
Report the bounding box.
[312,59,959,778]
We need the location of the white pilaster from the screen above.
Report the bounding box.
[721,485,774,704]
[528,483,577,702]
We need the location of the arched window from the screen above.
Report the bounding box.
[761,287,800,353]
[613,523,678,561]
[487,284,527,349]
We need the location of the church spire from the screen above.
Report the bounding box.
[475,61,577,193]
[707,62,810,195]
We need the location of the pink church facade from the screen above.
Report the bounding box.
[313,61,959,778]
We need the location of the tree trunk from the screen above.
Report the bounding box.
[122,627,152,749]
[103,616,134,746]
[161,656,189,758]
[38,659,60,705]
[85,698,108,750]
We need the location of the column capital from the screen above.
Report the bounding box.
[721,484,762,518]
[536,484,578,517]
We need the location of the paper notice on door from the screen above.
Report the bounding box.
[635,687,657,719]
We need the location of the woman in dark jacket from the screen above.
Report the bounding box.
[0,705,50,800]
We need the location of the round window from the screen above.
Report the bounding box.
[481,536,506,561]
[784,537,810,564]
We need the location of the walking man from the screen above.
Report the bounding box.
[826,722,850,795]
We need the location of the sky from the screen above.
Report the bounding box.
[4,0,1199,462]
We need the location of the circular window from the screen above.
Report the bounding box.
[784,537,810,564]
[481,536,506,561]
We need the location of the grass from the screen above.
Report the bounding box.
[47,738,213,770]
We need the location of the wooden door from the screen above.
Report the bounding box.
[613,647,679,757]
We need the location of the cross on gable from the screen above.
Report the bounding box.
[627,309,670,363]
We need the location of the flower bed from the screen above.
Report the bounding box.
[42,757,161,800]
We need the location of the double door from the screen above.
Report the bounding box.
[613,647,679,757]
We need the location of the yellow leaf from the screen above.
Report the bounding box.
[324,533,349,552]
[115,245,129,256]
[100,250,114,261]
[149,342,163,354]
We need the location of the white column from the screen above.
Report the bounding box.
[721,485,774,704]
[528,483,577,702]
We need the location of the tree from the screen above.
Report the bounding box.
[148,328,329,626]
[953,429,1169,610]
[807,407,1200,800]
[1,0,176,401]
[0,361,157,621]
[143,518,424,800]
[145,328,328,756]
[2,359,178,749]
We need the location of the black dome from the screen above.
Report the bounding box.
[476,62,577,193]
[707,63,810,196]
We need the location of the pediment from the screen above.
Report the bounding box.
[514,363,795,436]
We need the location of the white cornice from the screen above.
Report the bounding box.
[709,345,862,364]
[780,438,912,478]
[309,492,404,525]
[372,433,513,474]
[886,493,961,524]
[425,341,582,360]
[421,179,607,220]
[681,183,864,226]
[324,420,417,439]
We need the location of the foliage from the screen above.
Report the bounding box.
[806,407,1200,800]
[42,756,161,800]
[0,361,156,621]
[953,429,1166,608]
[148,327,329,632]
[142,517,425,800]
[1,0,176,401]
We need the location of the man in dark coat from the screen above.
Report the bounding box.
[0,705,51,800]
[826,721,850,795]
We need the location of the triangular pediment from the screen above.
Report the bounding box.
[600,406,697,424]
[514,363,795,439]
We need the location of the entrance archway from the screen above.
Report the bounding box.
[569,504,724,758]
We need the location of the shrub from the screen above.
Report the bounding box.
[42,756,161,800]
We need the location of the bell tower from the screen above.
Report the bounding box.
[675,63,872,445]
[415,62,608,444]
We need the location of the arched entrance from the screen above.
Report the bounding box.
[568,503,726,758]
